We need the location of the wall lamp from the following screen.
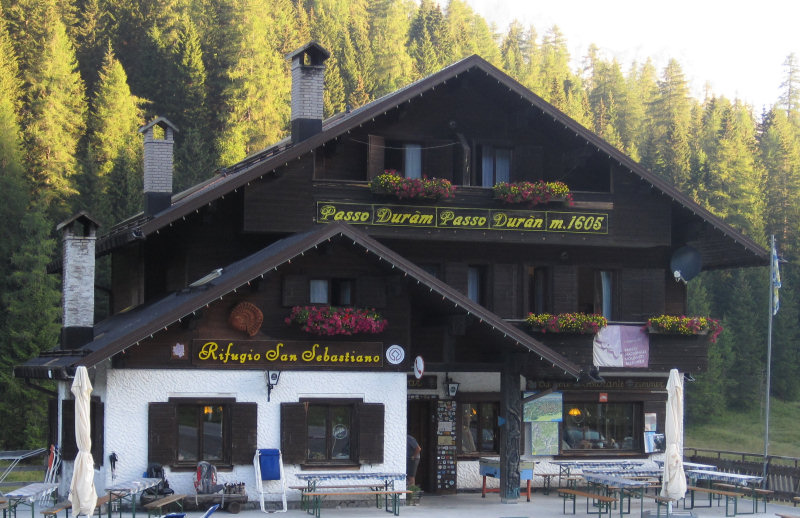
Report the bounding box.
[266,370,281,402]
[445,373,460,398]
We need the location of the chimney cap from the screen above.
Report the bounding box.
[286,41,330,65]
[56,211,101,233]
[138,116,179,135]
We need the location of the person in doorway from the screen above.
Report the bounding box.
[407,434,421,486]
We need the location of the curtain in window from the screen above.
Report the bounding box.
[405,144,422,179]
[495,148,511,183]
[601,271,613,319]
[309,280,328,304]
[481,146,494,187]
[467,267,481,302]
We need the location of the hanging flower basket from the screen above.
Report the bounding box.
[645,315,723,343]
[285,305,388,336]
[526,312,607,334]
[369,170,456,201]
[493,180,574,207]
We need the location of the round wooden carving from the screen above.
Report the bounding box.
[228,301,263,336]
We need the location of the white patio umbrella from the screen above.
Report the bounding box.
[69,366,98,516]
[661,368,687,510]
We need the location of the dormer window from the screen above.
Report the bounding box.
[478,145,511,187]
[310,278,354,306]
[384,141,422,178]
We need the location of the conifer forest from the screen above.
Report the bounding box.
[1,0,799,450]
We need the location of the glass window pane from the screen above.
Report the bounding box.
[202,405,224,461]
[307,406,327,461]
[177,406,199,462]
[467,267,481,303]
[601,271,613,319]
[478,403,496,451]
[330,407,352,460]
[405,144,422,179]
[310,280,329,304]
[461,404,478,453]
[563,402,640,451]
[481,146,494,187]
[495,149,511,183]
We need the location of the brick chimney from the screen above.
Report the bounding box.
[138,116,179,217]
[286,42,330,144]
[57,212,100,349]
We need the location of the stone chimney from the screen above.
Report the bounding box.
[138,116,179,217]
[286,42,330,144]
[57,212,100,349]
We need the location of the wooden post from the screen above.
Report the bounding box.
[499,353,522,503]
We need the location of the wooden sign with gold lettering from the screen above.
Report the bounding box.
[316,201,608,234]
[192,339,387,369]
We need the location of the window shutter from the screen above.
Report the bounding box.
[148,402,177,465]
[280,403,307,464]
[61,400,76,459]
[367,135,385,179]
[357,403,384,464]
[491,264,518,318]
[282,275,309,307]
[230,402,258,465]
[48,399,58,452]
[356,276,386,308]
[91,400,104,467]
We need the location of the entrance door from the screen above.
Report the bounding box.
[407,399,435,493]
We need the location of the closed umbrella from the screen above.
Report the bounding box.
[69,366,98,516]
[661,368,687,509]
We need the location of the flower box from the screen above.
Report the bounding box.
[645,315,722,343]
[493,180,574,207]
[285,305,388,336]
[525,312,607,334]
[369,170,456,201]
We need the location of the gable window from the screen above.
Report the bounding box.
[467,265,486,305]
[148,398,257,469]
[309,278,353,305]
[562,401,642,452]
[458,400,499,455]
[385,142,422,178]
[527,266,550,314]
[281,399,384,466]
[479,145,511,187]
[578,269,616,319]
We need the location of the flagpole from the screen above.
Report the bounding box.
[762,235,776,484]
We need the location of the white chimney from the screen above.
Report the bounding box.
[286,42,330,144]
[57,212,100,349]
[138,116,179,217]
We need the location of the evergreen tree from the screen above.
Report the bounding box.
[778,53,800,122]
[499,20,525,82]
[408,0,452,77]
[445,0,500,65]
[761,107,800,255]
[367,0,414,98]
[74,0,111,94]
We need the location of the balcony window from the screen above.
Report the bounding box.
[479,145,511,187]
[562,402,642,452]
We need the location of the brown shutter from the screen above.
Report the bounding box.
[618,269,665,320]
[282,275,309,306]
[230,402,258,465]
[357,403,384,464]
[356,276,386,308]
[148,402,177,465]
[367,135,385,179]
[48,399,58,451]
[61,400,76,459]
[91,400,104,467]
[280,403,307,464]
[491,263,518,318]
[552,266,576,313]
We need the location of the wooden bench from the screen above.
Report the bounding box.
[301,490,412,518]
[646,495,677,518]
[41,501,71,518]
[685,485,739,517]
[776,513,800,518]
[794,496,800,506]
[713,483,773,513]
[290,484,382,510]
[557,488,616,516]
[143,494,186,518]
[537,474,580,494]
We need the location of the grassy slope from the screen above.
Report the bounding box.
[685,398,800,458]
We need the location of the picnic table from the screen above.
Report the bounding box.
[106,478,161,518]
[295,472,406,515]
[653,460,716,471]
[550,460,646,488]
[478,458,535,502]
[4,482,58,518]
[581,472,649,518]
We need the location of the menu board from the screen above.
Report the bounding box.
[436,400,457,492]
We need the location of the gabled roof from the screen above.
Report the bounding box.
[17,222,583,380]
[95,54,767,268]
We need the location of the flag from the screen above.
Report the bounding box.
[772,239,781,315]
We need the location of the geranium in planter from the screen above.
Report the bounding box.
[526,312,607,334]
[370,170,456,201]
[645,315,723,343]
[493,180,574,206]
[285,305,388,336]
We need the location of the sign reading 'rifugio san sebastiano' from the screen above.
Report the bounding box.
[316,201,608,234]
[191,339,386,369]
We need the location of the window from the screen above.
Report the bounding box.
[479,145,511,187]
[59,399,104,467]
[459,401,499,454]
[281,400,384,466]
[148,399,256,468]
[562,402,642,452]
[385,142,422,178]
[527,266,550,314]
[467,266,486,305]
[578,269,616,319]
[309,278,353,305]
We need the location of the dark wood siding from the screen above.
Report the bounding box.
[491,263,518,318]
[230,402,258,465]
[357,403,384,464]
[61,400,76,459]
[552,266,577,313]
[367,135,385,179]
[282,274,309,306]
[618,269,665,321]
[356,276,387,308]
[148,402,177,465]
[280,402,307,464]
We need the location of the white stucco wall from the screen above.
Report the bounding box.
[69,368,406,503]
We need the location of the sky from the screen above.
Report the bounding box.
[460,0,800,111]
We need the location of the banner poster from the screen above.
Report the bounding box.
[523,392,563,422]
[530,421,560,455]
[644,431,666,453]
[593,325,650,367]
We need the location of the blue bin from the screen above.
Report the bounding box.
[258,449,281,480]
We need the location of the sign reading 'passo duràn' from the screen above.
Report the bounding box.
[316,201,608,234]
[192,339,385,369]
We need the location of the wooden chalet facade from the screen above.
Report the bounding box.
[17,42,767,504]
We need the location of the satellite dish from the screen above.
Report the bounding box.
[670,246,702,283]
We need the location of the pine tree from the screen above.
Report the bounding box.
[408,0,452,77]
[499,20,525,82]
[367,0,414,98]
[778,53,800,122]
[444,0,499,65]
